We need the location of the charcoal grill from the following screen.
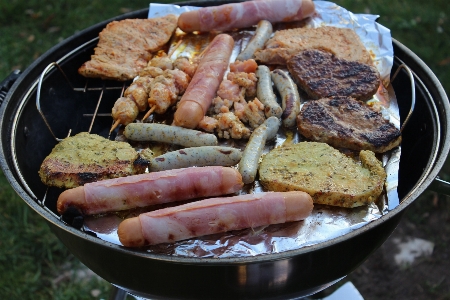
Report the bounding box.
[1,1,449,299]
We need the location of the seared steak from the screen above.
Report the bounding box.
[39,132,149,189]
[254,26,373,66]
[258,142,386,208]
[78,15,178,81]
[297,96,402,153]
[287,49,380,101]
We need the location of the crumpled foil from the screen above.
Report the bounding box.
[83,1,401,258]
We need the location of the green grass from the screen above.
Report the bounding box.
[0,0,449,299]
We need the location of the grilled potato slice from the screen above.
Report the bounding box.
[258,142,386,208]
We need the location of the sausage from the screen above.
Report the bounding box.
[173,34,234,129]
[271,69,301,128]
[124,123,218,147]
[255,65,282,118]
[238,116,280,184]
[149,146,242,172]
[236,20,273,61]
[57,166,243,216]
[118,191,313,247]
[178,0,316,33]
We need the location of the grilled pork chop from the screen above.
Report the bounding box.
[39,132,149,189]
[78,15,177,81]
[254,26,373,66]
[258,142,386,208]
[287,49,380,101]
[297,96,402,153]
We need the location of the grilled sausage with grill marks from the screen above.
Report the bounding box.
[271,69,301,128]
[238,116,280,184]
[256,65,283,118]
[236,20,273,61]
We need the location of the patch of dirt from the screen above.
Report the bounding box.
[315,192,450,300]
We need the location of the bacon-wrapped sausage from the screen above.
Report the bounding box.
[57,166,243,216]
[118,191,313,247]
[173,34,234,129]
[178,0,315,33]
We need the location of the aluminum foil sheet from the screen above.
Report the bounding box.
[83,1,400,257]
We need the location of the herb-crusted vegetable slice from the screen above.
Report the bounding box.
[39,132,149,189]
[258,142,386,208]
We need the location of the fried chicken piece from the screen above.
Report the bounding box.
[124,75,153,111]
[148,75,178,114]
[244,98,265,129]
[111,97,139,126]
[227,72,258,98]
[217,79,242,102]
[209,96,234,115]
[139,65,165,78]
[148,53,173,70]
[229,59,258,73]
[197,116,219,133]
[254,26,373,66]
[233,101,247,122]
[173,57,198,78]
[39,133,149,189]
[78,15,177,81]
[216,112,251,139]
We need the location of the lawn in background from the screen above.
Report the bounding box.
[0,0,449,299]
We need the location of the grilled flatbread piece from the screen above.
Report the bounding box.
[39,132,149,189]
[259,142,386,208]
[78,15,178,81]
[297,96,401,153]
[254,26,373,66]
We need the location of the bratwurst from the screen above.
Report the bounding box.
[173,34,234,129]
[118,191,313,247]
[57,166,243,216]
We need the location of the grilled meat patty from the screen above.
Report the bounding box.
[297,96,402,153]
[39,132,149,189]
[258,142,386,208]
[78,15,177,81]
[254,26,373,66]
[287,49,380,101]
